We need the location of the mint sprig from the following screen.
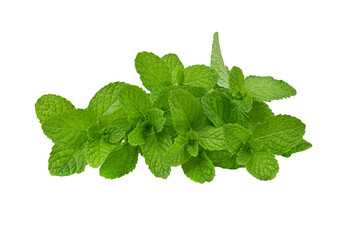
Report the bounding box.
[35,32,311,183]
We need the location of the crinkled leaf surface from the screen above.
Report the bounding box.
[224,123,251,153]
[210,32,229,88]
[161,53,184,85]
[182,151,215,183]
[85,138,116,168]
[246,148,279,181]
[206,150,240,169]
[183,65,217,90]
[197,126,226,151]
[201,91,232,127]
[282,139,312,157]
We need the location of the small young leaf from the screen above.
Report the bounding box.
[229,66,245,93]
[182,151,215,183]
[186,141,199,157]
[85,138,116,168]
[165,134,191,167]
[128,121,146,146]
[201,91,232,127]
[147,108,166,133]
[35,94,75,124]
[103,125,125,144]
[87,123,103,140]
[224,123,251,153]
[236,147,252,165]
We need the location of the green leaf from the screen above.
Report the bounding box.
[87,82,125,120]
[186,141,199,157]
[87,123,103,140]
[232,93,253,113]
[245,76,297,102]
[229,66,245,93]
[210,32,229,88]
[165,134,191,167]
[118,84,151,124]
[224,123,251,153]
[35,94,75,124]
[85,138,116,168]
[48,145,86,176]
[201,91,232,127]
[141,132,172,179]
[252,115,306,155]
[182,151,215,183]
[205,150,240,169]
[169,89,206,133]
[149,81,174,110]
[282,139,312,158]
[245,102,274,125]
[100,142,138,179]
[183,65,217,90]
[147,108,166,133]
[42,109,92,147]
[128,121,146,146]
[161,53,185,85]
[236,147,252,165]
[103,125,126,144]
[246,148,279,181]
[135,52,172,91]
[197,126,226,151]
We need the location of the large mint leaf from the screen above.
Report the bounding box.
[100,143,138,179]
[246,148,279,181]
[197,126,226,151]
[183,65,217,90]
[210,32,229,88]
[205,150,240,170]
[182,151,215,183]
[252,115,306,155]
[201,91,232,127]
[85,138,116,168]
[245,76,296,102]
[118,84,151,124]
[169,89,206,133]
[35,94,75,124]
[49,145,86,176]
[87,82,125,120]
[135,52,172,91]
[42,109,92,147]
[161,53,184,85]
[141,132,172,179]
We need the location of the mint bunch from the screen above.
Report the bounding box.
[35,32,311,183]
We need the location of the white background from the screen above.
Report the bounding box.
[1,0,349,239]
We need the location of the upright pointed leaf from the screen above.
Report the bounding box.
[210,32,229,88]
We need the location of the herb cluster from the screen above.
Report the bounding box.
[35,33,311,183]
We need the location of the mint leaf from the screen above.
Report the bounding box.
[85,138,116,168]
[252,115,306,155]
[100,142,138,179]
[165,133,191,166]
[210,32,229,88]
[88,82,125,120]
[87,123,103,140]
[245,102,274,125]
[35,94,75,124]
[245,76,296,102]
[49,145,86,176]
[118,84,151,124]
[128,121,146,146]
[141,132,172,179]
[42,109,92,147]
[201,91,232,127]
[282,139,312,158]
[169,89,206,133]
[182,151,215,183]
[197,126,226,151]
[205,150,240,169]
[224,123,251,153]
[135,52,172,91]
[186,141,199,157]
[246,148,279,181]
[183,65,217,90]
[103,125,126,144]
[161,53,184,85]
[236,147,252,165]
[147,108,166,133]
[232,93,253,113]
[229,66,245,93]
